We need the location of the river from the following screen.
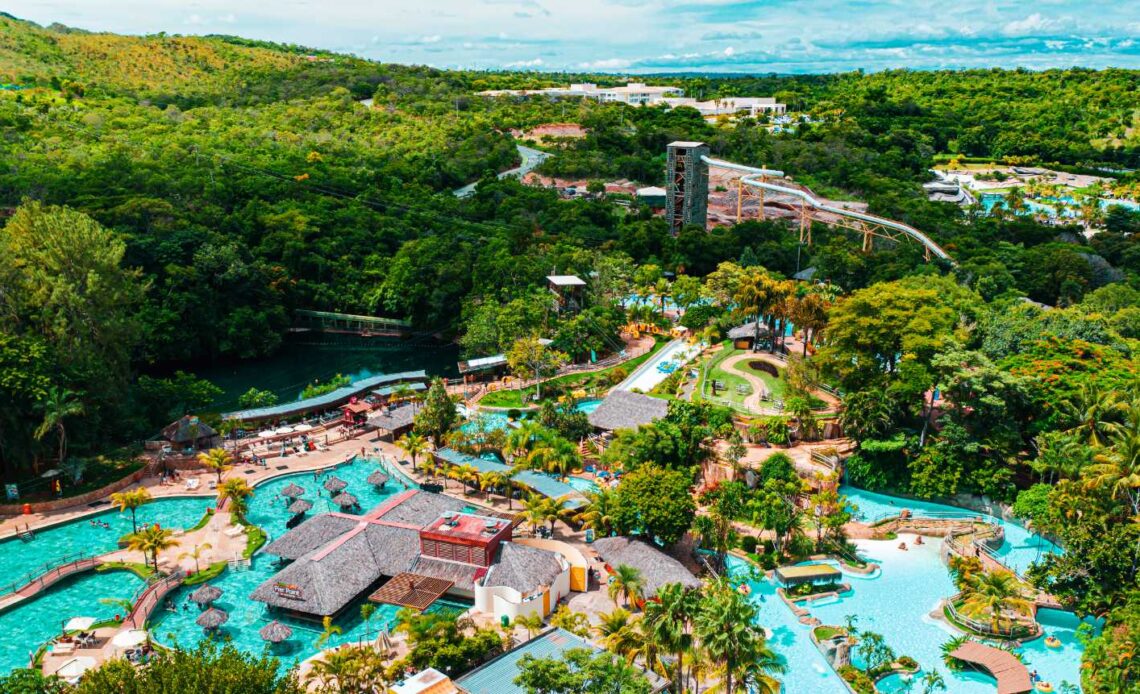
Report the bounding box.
[192,333,459,411]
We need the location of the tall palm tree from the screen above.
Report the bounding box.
[448,463,480,495]
[527,437,580,481]
[643,582,697,692]
[608,564,645,610]
[178,542,213,574]
[694,580,776,694]
[505,422,547,464]
[595,608,638,659]
[733,641,786,694]
[396,432,429,468]
[217,478,254,517]
[921,669,947,694]
[789,290,830,355]
[34,387,84,469]
[111,488,152,534]
[306,644,362,692]
[512,613,544,639]
[1083,405,1140,517]
[733,269,773,352]
[196,448,232,485]
[521,494,549,534]
[314,615,343,649]
[959,570,1033,634]
[575,487,619,536]
[1063,383,1123,448]
[126,525,180,572]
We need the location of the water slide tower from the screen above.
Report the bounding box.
[665,141,709,235]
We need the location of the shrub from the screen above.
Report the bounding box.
[896,655,918,670]
[838,665,876,694]
[741,535,759,553]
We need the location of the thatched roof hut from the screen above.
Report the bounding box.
[323,476,348,493]
[727,321,771,341]
[480,543,565,594]
[287,498,313,515]
[160,415,219,449]
[591,536,701,597]
[281,483,306,499]
[332,492,358,508]
[196,607,229,630]
[189,584,223,606]
[259,620,293,644]
[366,471,389,487]
[587,391,668,431]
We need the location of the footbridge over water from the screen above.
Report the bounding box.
[664,141,954,264]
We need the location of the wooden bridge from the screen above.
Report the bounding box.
[126,574,185,628]
[0,553,101,612]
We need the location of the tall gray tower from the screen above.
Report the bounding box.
[665,141,709,235]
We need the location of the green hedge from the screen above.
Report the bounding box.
[183,561,227,587]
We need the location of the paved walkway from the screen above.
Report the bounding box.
[716,351,840,415]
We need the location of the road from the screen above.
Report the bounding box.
[453,144,550,198]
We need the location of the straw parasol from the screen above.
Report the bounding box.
[287,498,313,515]
[281,483,306,499]
[332,492,358,508]
[259,620,293,644]
[323,476,348,493]
[196,607,229,630]
[189,584,223,607]
[366,471,389,487]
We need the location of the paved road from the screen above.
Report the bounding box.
[453,144,550,198]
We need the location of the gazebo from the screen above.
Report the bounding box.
[196,607,229,631]
[160,415,220,452]
[323,476,348,494]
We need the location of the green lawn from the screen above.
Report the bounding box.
[701,345,786,410]
[478,338,669,409]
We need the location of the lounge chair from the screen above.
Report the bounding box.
[50,641,75,655]
[185,479,200,491]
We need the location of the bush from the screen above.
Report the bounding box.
[741,535,759,553]
[838,665,876,694]
[896,655,918,671]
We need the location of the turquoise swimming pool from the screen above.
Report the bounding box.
[149,460,469,665]
[574,399,602,414]
[564,476,600,494]
[841,485,1060,575]
[0,570,143,674]
[0,495,215,591]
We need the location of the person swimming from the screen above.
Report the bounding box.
[898,542,908,551]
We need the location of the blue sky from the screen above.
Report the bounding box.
[8,1,1140,73]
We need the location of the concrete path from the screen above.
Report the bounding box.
[453,144,550,198]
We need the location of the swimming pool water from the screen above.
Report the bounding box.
[148,460,469,666]
[841,485,1061,575]
[574,399,602,414]
[564,476,600,494]
[0,570,143,674]
[0,495,215,588]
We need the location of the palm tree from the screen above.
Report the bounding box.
[196,448,232,485]
[99,596,135,618]
[643,582,697,692]
[526,437,580,481]
[694,580,776,694]
[396,432,429,468]
[306,644,362,692]
[505,422,547,464]
[959,570,1033,634]
[449,463,480,495]
[111,488,152,534]
[733,269,774,352]
[608,564,645,609]
[126,525,180,572]
[480,470,504,499]
[734,641,786,694]
[921,669,947,694]
[521,494,551,534]
[178,542,213,574]
[789,290,830,355]
[34,387,84,469]
[314,615,343,649]
[1062,383,1123,448]
[217,478,253,517]
[359,603,376,645]
[595,608,638,659]
[575,487,619,537]
[512,613,544,639]
[416,457,438,484]
[1083,406,1140,517]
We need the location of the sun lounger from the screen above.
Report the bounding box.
[223,525,245,538]
[185,479,200,491]
[50,641,75,655]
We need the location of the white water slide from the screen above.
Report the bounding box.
[702,156,955,264]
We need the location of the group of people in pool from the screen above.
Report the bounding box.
[897,535,925,551]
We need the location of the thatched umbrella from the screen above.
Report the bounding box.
[366,471,389,487]
[281,483,306,499]
[196,607,229,630]
[332,492,358,509]
[259,620,293,644]
[189,584,223,607]
[323,476,348,493]
[287,498,313,515]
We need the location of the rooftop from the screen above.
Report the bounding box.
[590,537,701,597]
[433,448,586,508]
[421,512,511,545]
[392,668,458,694]
[586,390,668,431]
[546,275,586,286]
[456,627,668,694]
[774,563,842,586]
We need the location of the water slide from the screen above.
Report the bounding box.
[702,156,954,263]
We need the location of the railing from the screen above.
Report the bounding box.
[945,591,1037,639]
[126,572,184,628]
[0,551,98,597]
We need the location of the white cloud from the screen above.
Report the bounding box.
[218,13,237,23]
[506,57,544,67]
[416,34,442,44]
[722,46,735,57]
[579,57,631,69]
[1002,13,1060,36]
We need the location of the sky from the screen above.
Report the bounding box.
[7,1,1140,73]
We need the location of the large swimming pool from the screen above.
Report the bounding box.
[842,485,1061,575]
[149,460,467,666]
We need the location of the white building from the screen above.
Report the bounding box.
[479,81,683,105]
[661,96,786,117]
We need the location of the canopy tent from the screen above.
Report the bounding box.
[288,498,313,515]
[189,584,223,607]
[323,476,348,493]
[281,483,306,499]
[196,607,229,630]
[259,620,294,644]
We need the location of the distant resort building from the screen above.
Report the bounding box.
[477,83,785,118]
[661,96,787,117]
[923,176,973,205]
[458,339,553,379]
[251,489,574,624]
[456,627,670,694]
